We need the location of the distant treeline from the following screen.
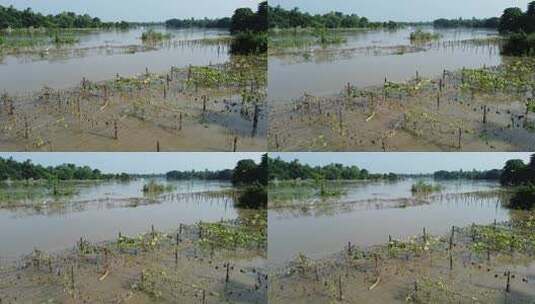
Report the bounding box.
[164,18,231,29]
[433,17,500,29]
[165,169,233,181]
[0,5,129,29]
[0,157,125,181]
[433,169,502,180]
[268,5,399,29]
[268,157,398,181]
[165,2,266,34]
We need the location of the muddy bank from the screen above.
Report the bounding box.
[270,215,535,303]
[0,55,267,151]
[0,213,267,303]
[269,58,535,151]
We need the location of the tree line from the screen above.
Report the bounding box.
[0,157,124,181]
[165,18,231,29]
[433,17,500,29]
[268,5,399,29]
[268,157,398,181]
[165,169,233,181]
[433,169,502,180]
[0,5,129,29]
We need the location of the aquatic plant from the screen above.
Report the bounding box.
[141,29,172,42]
[411,181,443,193]
[410,29,441,42]
[142,180,175,194]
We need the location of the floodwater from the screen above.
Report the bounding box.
[0,27,230,94]
[0,179,238,259]
[268,179,510,265]
[269,27,501,100]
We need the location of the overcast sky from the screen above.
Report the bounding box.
[269,0,531,22]
[270,153,533,174]
[0,153,263,174]
[0,0,260,22]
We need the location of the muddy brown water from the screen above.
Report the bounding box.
[269,27,500,100]
[0,179,241,259]
[268,179,512,265]
[0,27,230,94]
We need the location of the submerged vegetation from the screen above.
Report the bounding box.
[141,29,171,42]
[142,180,175,194]
[411,180,443,193]
[409,29,441,42]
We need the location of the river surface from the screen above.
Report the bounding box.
[0,27,230,94]
[0,179,238,259]
[269,27,501,100]
[268,178,510,265]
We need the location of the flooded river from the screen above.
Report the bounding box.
[268,178,511,265]
[269,27,501,100]
[0,27,230,94]
[0,179,238,258]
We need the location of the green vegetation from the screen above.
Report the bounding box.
[232,154,267,209]
[228,2,267,54]
[0,5,129,29]
[509,184,535,210]
[0,157,125,181]
[268,156,398,181]
[499,154,535,210]
[409,29,441,42]
[433,169,501,180]
[165,17,231,29]
[410,181,443,193]
[165,169,233,180]
[433,17,500,29]
[199,212,266,249]
[141,29,171,42]
[499,2,535,55]
[268,5,399,29]
[230,31,267,54]
[142,180,175,194]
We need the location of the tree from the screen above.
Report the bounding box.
[501,159,528,186]
[230,8,255,33]
[499,7,524,33]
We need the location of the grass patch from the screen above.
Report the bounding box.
[410,29,441,42]
[141,29,172,42]
[142,180,175,194]
[411,181,443,194]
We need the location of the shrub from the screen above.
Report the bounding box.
[502,31,535,56]
[236,184,267,209]
[509,184,535,210]
[230,31,267,54]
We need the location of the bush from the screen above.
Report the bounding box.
[236,184,267,209]
[509,184,535,210]
[142,180,174,194]
[141,29,172,42]
[411,181,443,193]
[502,31,535,56]
[230,31,267,54]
